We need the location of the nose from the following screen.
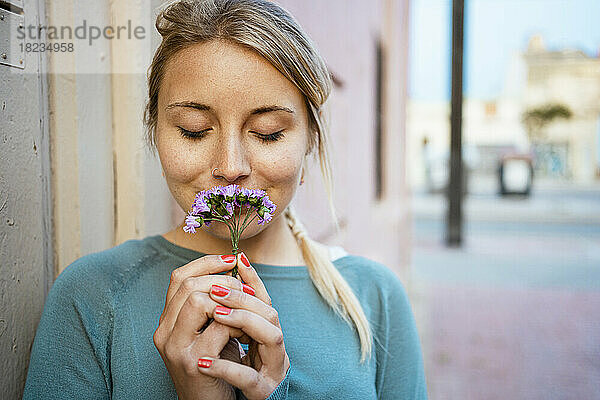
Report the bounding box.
[212,131,251,184]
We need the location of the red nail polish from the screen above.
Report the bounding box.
[198,358,212,368]
[242,283,255,296]
[215,305,232,315]
[240,252,251,268]
[221,254,236,263]
[211,284,230,297]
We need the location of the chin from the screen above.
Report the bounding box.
[203,221,233,238]
[238,224,265,239]
[205,219,252,235]
[205,217,271,240]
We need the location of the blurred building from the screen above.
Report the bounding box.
[522,34,600,182]
[407,35,600,192]
[407,97,529,192]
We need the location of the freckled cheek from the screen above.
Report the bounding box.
[256,153,301,184]
[158,140,208,183]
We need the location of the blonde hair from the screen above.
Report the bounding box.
[143,0,373,363]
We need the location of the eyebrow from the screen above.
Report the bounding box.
[165,101,295,115]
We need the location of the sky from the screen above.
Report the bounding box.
[409,0,600,101]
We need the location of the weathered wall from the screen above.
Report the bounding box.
[47,0,172,275]
[0,1,53,397]
[46,0,116,275]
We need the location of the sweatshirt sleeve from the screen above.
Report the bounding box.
[23,262,112,399]
[375,270,428,400]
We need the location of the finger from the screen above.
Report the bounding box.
[232,252,271,347]
[159,274,246,334]
[235,252,272,307]
[205,283,258,346]
[164,274,254,346]
[209,283,281,362]
[191,319,242,361]
[209,284,280,328]
[166,254,237,305]
[196,357,275,400]
[168,291,214,345]
[169,291,244,346]
[211,304,286,368]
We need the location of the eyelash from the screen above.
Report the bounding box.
[177,127,285,143]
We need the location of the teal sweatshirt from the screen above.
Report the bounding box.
[23,235,428,399]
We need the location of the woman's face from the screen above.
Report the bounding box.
[156,39,310,241]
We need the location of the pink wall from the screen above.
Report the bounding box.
[277,0,412,277]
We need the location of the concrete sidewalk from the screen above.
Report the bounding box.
[413,282,600,400]
[410,176,600,224]
[407,214,600,400]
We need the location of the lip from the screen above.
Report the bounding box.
[194,186,268,192]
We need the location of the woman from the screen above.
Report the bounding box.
[23,0,428,399]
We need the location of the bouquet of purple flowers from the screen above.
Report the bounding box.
[183,184,276,278]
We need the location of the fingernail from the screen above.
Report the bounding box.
[198,358,213,368]
[242,283,255,296]
[211,284,230,297]
[240,252,251,268]
[221,254,236,263]
[215,305,232,315]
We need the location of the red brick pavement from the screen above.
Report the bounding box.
[414,282,600,400]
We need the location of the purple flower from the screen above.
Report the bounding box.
[192,195,210,214]
[206,186,219,198]
[185,213,201,227]
[262,197,277,213]
[246,188,267,207]
[184,184,276,238]
[239,187,253,197]
[223,201,234,219]
[184,212,202,233]
[182,184,277,278]
[236,186,253,206]
[183,225,196,233]
[257,212,273,225]
[251,188,267,199]
[222,184,239,199]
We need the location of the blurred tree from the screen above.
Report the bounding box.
[522,103,573,141]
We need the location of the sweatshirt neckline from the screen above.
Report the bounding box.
[147,234,325,277]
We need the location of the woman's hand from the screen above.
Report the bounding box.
[153,253,252,400]
[196,252,291,400]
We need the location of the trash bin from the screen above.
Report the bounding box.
[498,153,534,196]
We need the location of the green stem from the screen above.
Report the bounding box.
[232,204,238,233]
[240,213,259,232]
[241,206,252,230]
[229,206,252,279]
[230,234,239,278]
[210,210,237,255]
[203,217,225,223]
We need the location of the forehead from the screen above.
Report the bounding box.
[160,39,305,115]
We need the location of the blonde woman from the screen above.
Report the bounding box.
[23,0,428,399]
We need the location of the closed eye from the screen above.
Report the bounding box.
[251,130,285,143]
[178,127,210,139]
[177,127,285,143]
